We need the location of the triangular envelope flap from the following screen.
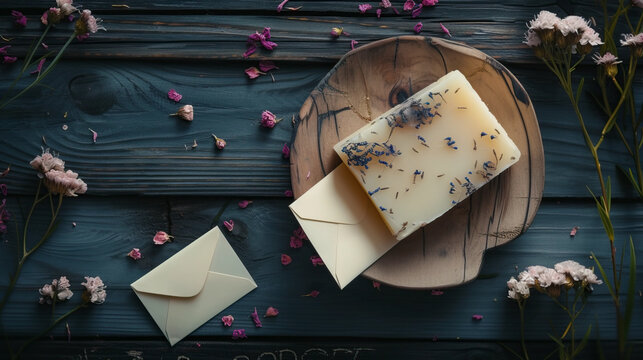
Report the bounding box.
[130,227,218,297]
[289,164,368,225]
[210,229,256,284]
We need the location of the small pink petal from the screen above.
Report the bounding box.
[570,226,580,237]
[376,8,382,18]
[221,315,234,327]
[243,45,257,58]
[431,289,444,295]
[3,56,17,64]
[281,254,292,265]
[310,255,324,267]
[358,3,372,13]
[127,248,142,260]
[76,33,89,41]
[238,200,252,209]
[277,0,289,12]
[422,0,438,5]
[284,190,293,197]
[472,314,483,321]
[251,307,263,328]
[403,0,415,11]
[289,236,303,249]
[414,22,423,34]
[350,40,359,50]
[411,5,422,18]
[153,231,173,245]
[372,281,381,290]
[41,43,49,49]
[282,143,290,159]
[232,329,247,340]
[30,58,45,75]
[196,343,201,348]
[303,290,320,298]
[72,222,77,227]
[265,306,279,317]
[440,23,451,37]
[245,66,265,79]
[223,220,234,232]
[293,227,307,240]
[89,128,97,143]
[168,89,182,102]
[306,170,310,180]
[259,60,279,72]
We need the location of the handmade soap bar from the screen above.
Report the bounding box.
[333,70,521,240]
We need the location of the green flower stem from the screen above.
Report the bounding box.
[11,303,85,360]
[0,31,76,110]
[22,24,51,73]
[518,300,530,360]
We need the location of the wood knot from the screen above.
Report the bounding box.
[68,73,117,115]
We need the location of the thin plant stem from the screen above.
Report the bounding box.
[519,300,530,360]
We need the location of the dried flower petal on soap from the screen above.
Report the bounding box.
[282,143,290,159]
[168,89,182,102]
[223,219,234,232]
[358,3,372,13]
[232,329,247,340]
[303,290,320,298]
[128,248,141,260]
[221,315,234,327]
[153,231,173,245]
[310,255,324,266]
[251,307,263,327]
[265,306,279,317]
[281,254,292,265]
[258,60,279,72]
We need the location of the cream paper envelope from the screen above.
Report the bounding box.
[289,164,399,289]
[131,226,256,346]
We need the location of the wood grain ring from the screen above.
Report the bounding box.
[290,36,544,289]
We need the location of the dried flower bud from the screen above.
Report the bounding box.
[593,52,622,78]
[222,315,234,326]
[260,110,281,128]
[331,27,348,38]
[212,134,226,149]
[265,306,279,317]
[128,248,142,260]
[153,231,173,245]
[171,105,194,121]
[75,9,105,36]
[42,7,63,25]
[44,169,87,197]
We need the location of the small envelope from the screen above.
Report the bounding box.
[131,227,256,346]
[289,164,399,289]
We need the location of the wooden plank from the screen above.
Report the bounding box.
[11,339,637,360]
[1,197,642,341]
[0,61,635,198]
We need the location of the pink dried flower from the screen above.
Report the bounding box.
[411,5,422,18]
[81,276,107,304]
[243,44,257,59]
[258,60,279,72]
[431,289,444,295]
[30,58,46,75]
[414,22,423,34]
[168,89,182,102]
[289,236,302,249]
[265,306,279,317]
[472,314,483,321]
[75,9,105,35]
[536,267,568,288]
[44,170,87,197]
[380,0,392,8]
[331,27,349,38]
[57,0,77,15]
[251,307,263,327]
[30,149,65,176]
[358,3,373,13]
[232,329,247,340]
[310,255,324,266]
[376,8,382,18]
[89,128,97,143]
[221,315,234,326]
[0,45,10,55]
[212,134,226,150]
[12,10,27,28]
[153,231,173,245]
[245,66,265,79]
[440,23,451,37]
[3,56,17,64]
[351,40,359,50]
[247,27,278,51]
[39,276,74,304]
[281,254,292,265]
[554,260,602,285]
[171,104,194,121]
[422,0,438,5]
[42,43,49,49]
[282,143,290,159]
[42,7,62,25]
[293,227,307,240]
[277,0,289,12]
[238,200,252,208]
[372,281,381,290]
[303,290,320,298]
[128,248,142,260]
[284,190,293,197]
[223,219,234,232]
[403,0,415,11]
[261,110,280,128]
[569,225,581,236]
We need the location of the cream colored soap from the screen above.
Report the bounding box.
[333,70,521,240]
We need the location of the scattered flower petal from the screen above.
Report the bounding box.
[72,222,76,227]
[245,66,265,79]
[153,231,173,245]
[440,23,451,37]
[411,5,422,18]
[245,27,278,57]
[350,40,358,50]
[3,56,17,64]
[41,43,49,49]
[232,329,247,340]
[171,105,194,121]
[414,22,423,34]
[243,44,257,59]
[221,315,234,327]
[76,33,89,41]
[303,290,320,298]
[261,110,281,128]
[251,307,263,327]
[289,236,302,249]
[81,276,107,304]
[284,189,293,197]
[293,227,307,240]
[30,58,46,75]
[431,289,444,295]
[212,134,226,150]
[286,6,302,11]
[238,200,252,208]
[569,226,580,237]
[331,27,349,38]
[12,10,27,28]
[372,281,381,290]
[277,0,289,12]
[422,0,438,5]
[127,248,142,260]
[282,143,290,159]
[258,60,279,72]
[358,3,372,13]
[191,139,198,149]
[472,314,483,321]
[376,8,382,18]
[168,89,182,102]
[223,219,234,232]
[89,128,97,143]
[265,306,279,317]
[310,255,324,266]
[403,0,415,11]
[281,254,292,265]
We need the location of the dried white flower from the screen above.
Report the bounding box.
[82,276,107,304]
[507,277,530,300]
[527,10,561,31]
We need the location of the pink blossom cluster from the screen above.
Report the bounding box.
[30,149,87,197]
[39,276,74,304]
[244,27,277,58]
[508,260,602,300]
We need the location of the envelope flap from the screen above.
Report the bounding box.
[210,230,255,284]
[289,164,367,225]
[131,227,219,297]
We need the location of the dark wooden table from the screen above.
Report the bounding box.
[0,1,642,359]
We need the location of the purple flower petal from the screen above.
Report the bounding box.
[277,0,289,12]
[358,3,372,13]
[243,45,257,59]
[168,89,182,102]
[261,39,278,50]
[414,22,423,33]
[30,58,45,75]
[258,60,279,72]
